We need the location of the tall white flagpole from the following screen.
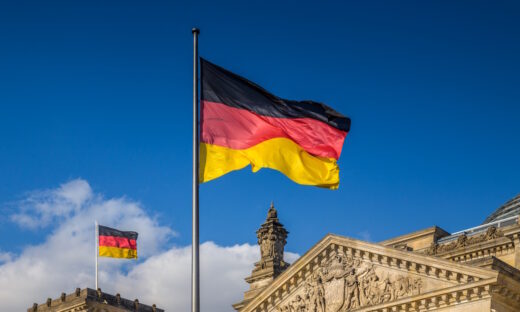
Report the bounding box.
[191,27,200,312]
[95,220,99,290]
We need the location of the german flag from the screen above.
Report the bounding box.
[98,225,138,259]
[200,59,350,189]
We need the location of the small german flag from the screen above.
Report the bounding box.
[200,59,350,189]
[98,225,138,259]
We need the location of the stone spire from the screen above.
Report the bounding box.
[256,202,289,267]
[233,202,290,311]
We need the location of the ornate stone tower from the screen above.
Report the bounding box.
[233,203,290,311]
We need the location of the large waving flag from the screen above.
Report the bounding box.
[199,59,350,189]
[98,225,138,259]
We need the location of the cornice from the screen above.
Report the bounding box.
[503,223,520,238]
[327,235,495,278]
[355,277,496,312]
[490,283,520,310]
[379,226,450,247]
[438,237,515,263]
[55,302,87,312]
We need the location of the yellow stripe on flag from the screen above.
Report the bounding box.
[200,137,340,189]
[99,246,137,259]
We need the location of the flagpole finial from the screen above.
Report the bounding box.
[192,27,200,34]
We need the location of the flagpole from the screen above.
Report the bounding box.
[191,27,200,312]
[95,220,99,290]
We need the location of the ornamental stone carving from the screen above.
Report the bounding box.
[425,226,504,255]
[276,250,422,312]
[234,203,291,310]
[258,203,288,263]
[256,203,289,265]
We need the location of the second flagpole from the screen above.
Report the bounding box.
[95,220,99,290]
[192,27,200,312]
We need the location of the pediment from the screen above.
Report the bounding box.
[241,234,498,312]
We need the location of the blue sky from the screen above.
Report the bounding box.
[1,0,520,258]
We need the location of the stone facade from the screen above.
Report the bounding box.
[235,195,520,312]
[28,288,163,312]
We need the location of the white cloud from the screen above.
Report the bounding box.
[110,242,299,311]
[10,179,93,229]
[0,251,13,264]
[0,179,299,311]
[355,230,372,242]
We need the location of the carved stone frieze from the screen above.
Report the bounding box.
[424,226,504,256]
[275,250,422,312]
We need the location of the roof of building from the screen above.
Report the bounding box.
[28,288,163,312]
[483,193,520,224]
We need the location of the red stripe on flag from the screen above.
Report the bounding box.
[201,101,347,159]
[99,235,137,250]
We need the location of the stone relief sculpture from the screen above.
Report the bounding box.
[425,226,504,255]
[260,230,274,258]
[305,272,326,312]
[276,250,422,312]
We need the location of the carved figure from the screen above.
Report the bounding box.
[276,250,423,312]
[425,241,437,255]
[455,234,467,248]
[342,268,359,310]
[424,226,504,255]
[304,272,325,312]
[260,233,272,259]
[391,276,412,300]
[482,226,503,241]
[291,295,306,312]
